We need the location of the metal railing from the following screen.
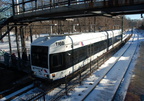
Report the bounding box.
[0,6,13,21]
[0,0,144,20]
[12,0,144,15]
[0,0,143,19]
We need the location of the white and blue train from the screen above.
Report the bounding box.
[30,30,129,81]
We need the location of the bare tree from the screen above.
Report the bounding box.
[17,15,136,38]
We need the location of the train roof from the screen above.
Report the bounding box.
[31,30,121,47]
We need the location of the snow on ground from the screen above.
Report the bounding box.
[84,33,138,101]
[113,31,143,101]
[60,30,144,101]
[60,38,132,101]
[1,30,144,101]
[0,33,49,56]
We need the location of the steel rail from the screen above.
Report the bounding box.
[82,34,136,101]
[0,84,34,101]
[2,34,132,101]
[112,33,139,101]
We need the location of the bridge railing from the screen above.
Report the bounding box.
[0,6,13,21]
[12,0,144,15]
[13,0,104,15]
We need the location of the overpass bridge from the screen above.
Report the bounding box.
[1,0,144,24]
[0,0,144,45]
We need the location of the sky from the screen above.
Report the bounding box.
[125,14,143,20]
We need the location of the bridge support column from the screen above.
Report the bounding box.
[20,26,28,61]
[15,24,20,59]
[29,26,33,43]
[7,24,12,54]
[15,23,21,70]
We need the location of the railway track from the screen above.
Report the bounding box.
[0,84,34,101]
[81,33,138,100]
[0,77,68,101]
[58,32,138,101]
[0,33,134,101]
[112,33,140,101]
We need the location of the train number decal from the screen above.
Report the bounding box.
[56,41,65,46]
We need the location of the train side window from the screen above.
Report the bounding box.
[51,54,63,67]
[50,53,66,73]
[31,46,48,68]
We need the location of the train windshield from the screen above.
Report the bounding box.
[31,46,48,68]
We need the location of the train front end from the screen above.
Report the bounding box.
[30,36,52,80]
[31,45,50,79]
